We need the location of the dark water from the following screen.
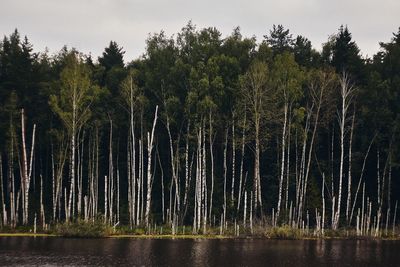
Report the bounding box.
[1,237,400,266]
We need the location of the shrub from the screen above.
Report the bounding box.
[54,219,112,238]
[266,226,303,239]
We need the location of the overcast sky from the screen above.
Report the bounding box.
[1,0,399,62]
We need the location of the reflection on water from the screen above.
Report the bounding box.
[0,237,399,266]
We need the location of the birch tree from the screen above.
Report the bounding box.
[144,105,158,226]
[240,60,270,210]
[271,52,303,222]
[49,51,97,221]
[333,72,356,230]
[19,109,36,225]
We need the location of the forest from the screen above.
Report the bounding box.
[0,23,400,237]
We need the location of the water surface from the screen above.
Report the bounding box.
[0,237,399,266]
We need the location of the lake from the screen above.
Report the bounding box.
[0,237,399,266]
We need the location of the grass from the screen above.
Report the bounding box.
[52,219,113,238]
[0,233,55,237]
[265,226,305,239]
[1,222,400,240]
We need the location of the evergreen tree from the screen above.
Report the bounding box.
[264,24,294,55]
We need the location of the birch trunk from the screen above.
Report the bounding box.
[183,122,190,210]
[322,173,325,235]
[20,109,36,225]
[334,73,355,229]
[144,106,158,226]
[349,135,375,225]
[0,155,5,225]
[346,112,355,224]
[237,111,246,213]
[231,118,235,203]
[277,102,288,222]
[209,112,215,221]
[223,128,228,228]
[104,175,108,224]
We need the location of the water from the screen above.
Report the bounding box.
[0,237,400,266]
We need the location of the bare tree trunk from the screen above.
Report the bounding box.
[223,128,228,229]
[254,119,261,210]
[117,164,120,223]
[68,95,77,222]
[277,102,288,222]
[388,155,392,211]
[209,112,215,222]
[349,135,375,224]
[144,106,158,226]
[51,144,56,221]
[393,200,397,236]
[231,117,236,203]
[104,175,108,224]
[21,109,28,225]
[322,173,325,235]
[0,155,6,226]
[128,75,136,226]
[131,129,136,226]
[297,110,310,225]
[202,121,207,232]
[166,117,180,224]
[95,128,99,217]
[156,147,165,223]
[20,109,36,225]
[243,191,247,226]
[346,112,355,225]
[183,121,190,214]
[137,140,142,225]
[377,150,381,208]
[334,73,355,230]
[194,127,202,232]
[40,174,45,228]
[237,111,246,213]
[108,119,113,225]
[127,137,132,227]
[285,110,292,213]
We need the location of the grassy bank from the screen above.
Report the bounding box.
[1,221,400,240]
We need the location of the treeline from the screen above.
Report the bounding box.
[0,23,400,235]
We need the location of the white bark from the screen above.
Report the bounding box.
[104,175,108,224]
[237,111,246,213]
[334,72,355,230]
[223,129,228,229]
[202,121,207,231]
[209,112,215,221]
[231,118,235,203]
[20,109,36,225]
[144,105,158,226]
[346,112,355,224]
[322,173,325,235]
[277,102,288,222]
[0,155,5,226]
[243,190,247,226]
[349,135,375,224]
[108,119,113,225]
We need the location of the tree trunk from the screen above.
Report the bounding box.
[144,106,158,226]
[223,128,228,229]
[277,102,288,222]
[346,112,355,224]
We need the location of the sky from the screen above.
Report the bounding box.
[0,0,399,63]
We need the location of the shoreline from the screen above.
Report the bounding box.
[1,232,400,241]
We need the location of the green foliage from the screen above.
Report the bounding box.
[54,219,113,238]
[49,51,99,132]
[265,24,294,55]
[98,41,125,71]
[265,226,303,239]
